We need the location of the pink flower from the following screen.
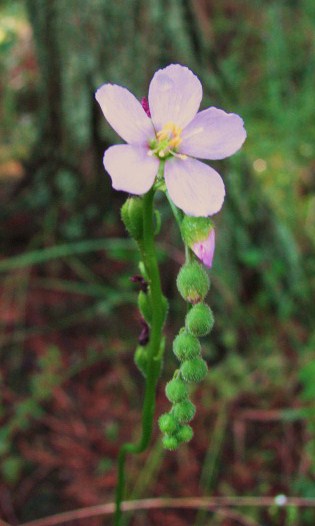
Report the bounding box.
[95,64,246,217]
[192,228,215,268]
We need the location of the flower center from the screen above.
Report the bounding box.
[149,121,182,159]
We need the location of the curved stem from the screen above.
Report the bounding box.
[114,188,166,526]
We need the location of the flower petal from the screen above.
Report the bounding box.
[180,107,246,160]
[95,84,155,145]
[192,229,215,268]
[104,145,159,195]
[165,158,225,217]
[148,64,202,131]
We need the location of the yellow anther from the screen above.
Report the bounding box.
[155,121,182,153]
[169,136,182,148]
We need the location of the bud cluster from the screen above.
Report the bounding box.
[160,260,215,450]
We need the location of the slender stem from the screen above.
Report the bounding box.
[114,188,166,526]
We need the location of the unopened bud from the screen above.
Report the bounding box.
[172,399,196,423]
[176,261,210,303]
[134,346,147,376]
[181,216,215,268]
[162,435,179,450]
[176,424,194,443]
[121,197,143,241]
[185,303,214,337]
[180,357,208,383]
[173,330,201,361]
[158,412,178,435]
[165,377,188,403]
[138,291,151,323]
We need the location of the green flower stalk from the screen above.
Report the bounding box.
[95,63,246,525]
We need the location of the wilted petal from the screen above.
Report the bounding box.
[192,229,215,268]
[104,145,159,194]
[165,158,225,217]
[180,107,246,160]
[148,64,202,131]
[96,84,155,145]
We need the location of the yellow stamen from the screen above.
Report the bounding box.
[155,121,182,156]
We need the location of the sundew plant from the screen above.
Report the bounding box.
[95,64,246,525]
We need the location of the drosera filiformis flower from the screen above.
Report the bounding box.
[95,64,246,217]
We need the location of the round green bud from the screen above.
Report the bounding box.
[138,291,152,323]
[158,412,178,435]
[173,331,201,361]
[162,435,179,450]
[180,357,208,383]
[185,303,214,337]
[176,261,210,303]
[165,377,188,403]
[134,346,147,377]
[121,197,143,241]
[172,399,196,423]
[176,424,194,443]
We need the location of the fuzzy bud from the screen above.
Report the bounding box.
[165,377,188,403]
[181,216,215,268]
[173,331,201,361]
[162,435,179,450]
[180,357,208,383]
[176,261,210,303]
[158,412,178,435]
[172,399,196,423]
[185,303,214,337]
[121,197,143,241]
[176,424,194,443]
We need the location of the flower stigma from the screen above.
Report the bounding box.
[149,122,185,160]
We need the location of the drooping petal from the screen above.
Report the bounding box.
[148,64,202,131]
[104,145,159,195]
[192,229,215,268]
[95,84,155,145]
[164,158,225,217]
[180,107,246,160]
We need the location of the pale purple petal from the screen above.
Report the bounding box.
[180,107,246,160]
[104,145,159,195]
[95,84,155,145]
[164,158,225,217]
[148,64,202,131]
[192,229,215,268]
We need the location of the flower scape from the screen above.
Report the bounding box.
[95,64,246,217]
[96,64,247,522]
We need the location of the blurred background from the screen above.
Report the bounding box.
[0,0,315,525]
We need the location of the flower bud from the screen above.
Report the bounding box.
[165,377,188,403]
[185,303,214,337]
[180,357,208,383]
[176,261,210,303]
[158,412,178,435]
[134,346,147,376]
[162,435,179,450]
[121,197,143,241]
[172,399,196,423]
[138,291,151,323]
[173,331,201,361]
[176,424,194,443]
[181,216,215,268]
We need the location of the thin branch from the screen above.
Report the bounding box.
[18,496,315,526]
